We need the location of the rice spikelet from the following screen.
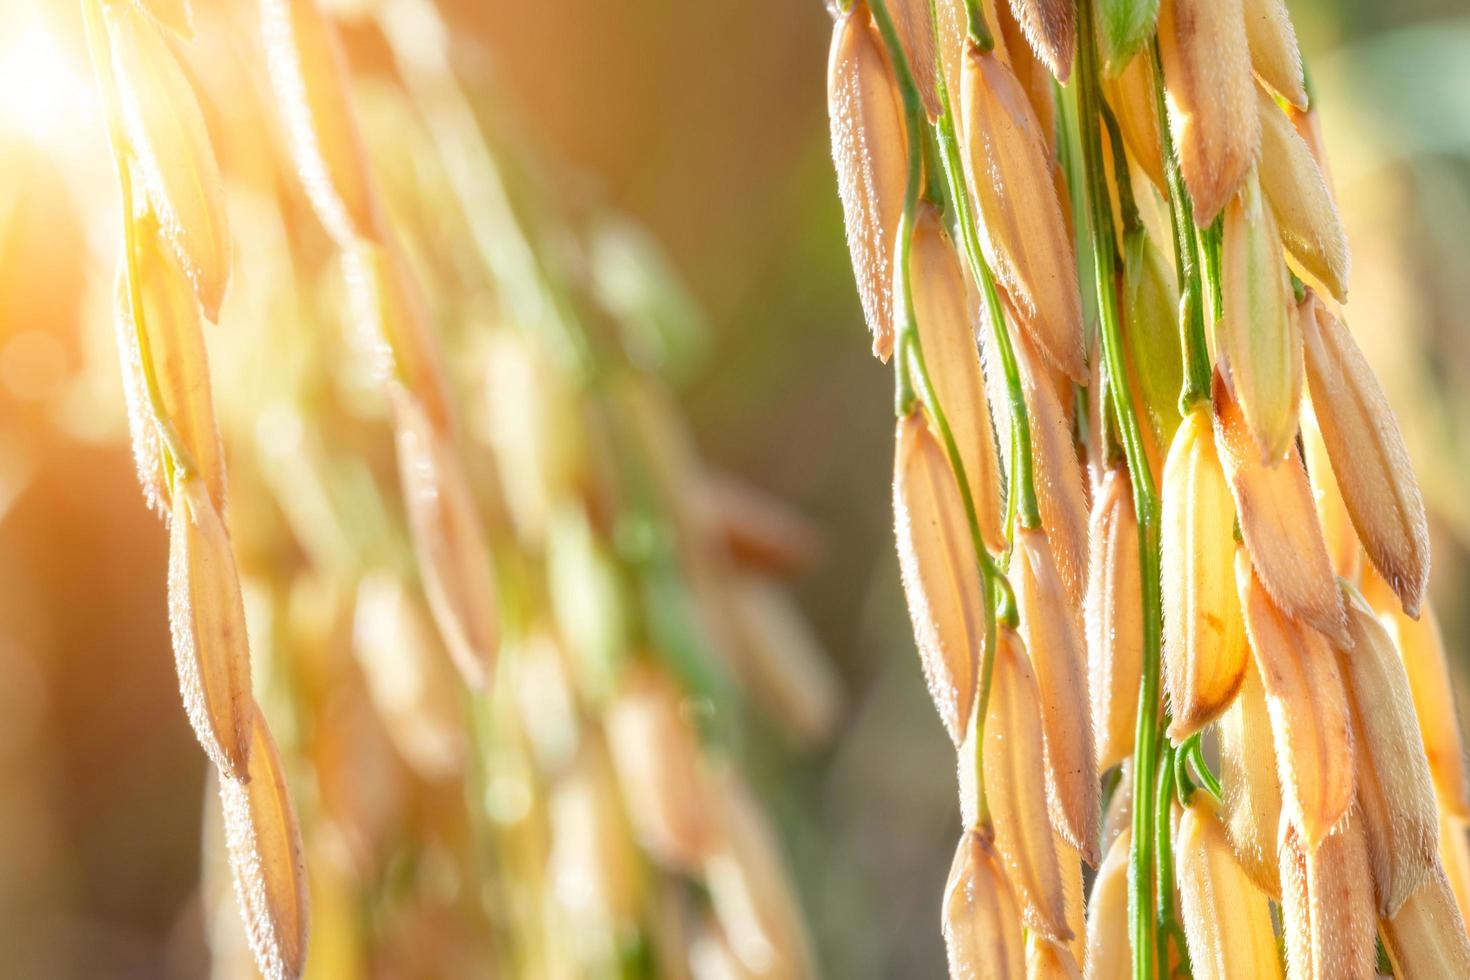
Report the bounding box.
[942,830,1027,980]
[168,474,254,780]
[960,48,1086,382]
[1004,0,1074,81]
[1162,407,1248,740]
[1085,467,1142,770]
[220,703,309,980]
[1218,654,1284,898]
[1256,90,1349,303]
[1214,372,1346,644]
[1217,169,1302,464]
[104,0,230,319]
[1380,864,1470,980]
[1085,828,1131,980]
[1301,300,1430,618]
[1157,0,1260,225]
[1015,527,1100,864]
[828,3,908,361]
[1241,0,1307,109]
[1237,551,1354,850]
[1175,795,1283,979]
[893,414,984,746]
[1301,395,1360,582]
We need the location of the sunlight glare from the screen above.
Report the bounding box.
[0,14,93,148]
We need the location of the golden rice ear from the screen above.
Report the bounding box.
[828,2,908,361]
[605,662,712,873]
[1237,550,1354,850]
[911,205,1006,552]
[103,1,230,320]
[1380,864,1470,980]
[1301,301,1430,619]
[1015,528,1100,865]
[549,745,644,937]
[1305,812,1379,980]
[220,704,309,980]
[352,574,466,782]
[260,0,382,247]
[1218,654,1284,898]
[1157,0,1260,225]
[139,0,195,39]
[391,391,499,689]
[1004,0,1074,81]
[1162,408,1248,741]
[1301,395,1361,583]
[1015,332,1090,608]
[1338,583,1438,917]
[1256,91,1349,303]
[168,474,254,780]
[1085,828,1132,980]
[1214,372,1346,645]
[961,49,1086,383]
[1241,0,1307,109]
[697,470,823,577]
[1102,52,1165,190]
[985,628,1073,942]
[1371,598,1470,820]
[893,414,983,746]
[942,830,1027,979]
[1217,169,1303,464]
[1175,795,1283,980]
[1086,467,1142,771]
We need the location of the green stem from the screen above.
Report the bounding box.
[960,0,995,51]
[1151,42,1211,411]
[1077,5,1165,978]
[1154,747,1184,976]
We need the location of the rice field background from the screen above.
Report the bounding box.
[1,0,1469,976]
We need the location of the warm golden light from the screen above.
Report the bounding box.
[0,12,93,148]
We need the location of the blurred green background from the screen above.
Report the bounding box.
[2,0,1470,976]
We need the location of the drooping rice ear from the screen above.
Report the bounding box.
[942,830,1028,979]
[828,2,908,361]
[103,1,230,320]
[1301,300,1430,619]
[1086,467,1142,771]
[984,628,1073,942]
[220,703,309,980]
[1214,372,1346,645]
[1157,0,1260,225]
[1003,0,1074,81]
[1161,407,1248,742]
[1102,51,1165,189]
[1174,795,1284,979]
[893,414,983,746]
[1237,551,1354,850]
[961,48,1086,383]
[260,0,382,248]
[168,474,254,780]
[1085,828,1132,980]
[1380,864,1470,980]
[911,205,1006,552]
[391,391,499,688]
[1301,394,1361,583]
[1365,591,1470,821]
[1015,527,1100,865]
[1256,90,1349,303]
[1337,583,1438,917]
[1015,331,1090,608]
[1218,654,1284,898]
[1241,0,1307,109]
[1217,169,1303,464]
